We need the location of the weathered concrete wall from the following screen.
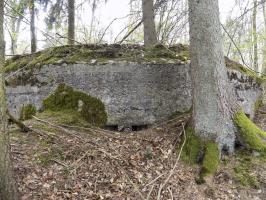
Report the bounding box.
[6,62,262,126]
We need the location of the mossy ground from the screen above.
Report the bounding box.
[233,151,263,189]
[234,112,266,152]
[181,126,266,187]
[9,107,266,198]
[181,128,220,182]
[37,110,92,128]
[43,83,107,127]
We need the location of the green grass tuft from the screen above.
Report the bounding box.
[19,104,37,121]
[234,152,260,188]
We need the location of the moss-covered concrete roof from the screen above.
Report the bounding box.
[4,44,265,83]
[4,44,189,73]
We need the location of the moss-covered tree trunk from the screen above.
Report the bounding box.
[68,0,75,45]
[30,0,36,53]
[0,0,19,198]
[188,0,237,153]
[142,0,157,47]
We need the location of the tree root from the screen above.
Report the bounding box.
[7,111,30,132]
[234,112,266,152]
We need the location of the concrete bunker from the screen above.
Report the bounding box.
[4,45,264,132]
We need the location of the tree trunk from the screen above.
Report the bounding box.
[188,0,236,152]
[263,1,266,73]
[68,0,75,45]
[252,0,258,72]
[142,0,157,47]
[0,0,19,198]
[30,0,36,53]
[10,16,22,55]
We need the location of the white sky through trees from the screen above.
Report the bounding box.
[3,0,248,54]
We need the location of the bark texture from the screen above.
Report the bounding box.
[30,0,36,53]
[263,1,266,73]
[10,16,22,55]
[252,0,258,72]
[68,0,75,45]
[0,0,19,198]
[142,0,157,46]
[188,0,236,152]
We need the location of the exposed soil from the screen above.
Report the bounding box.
[11,112,266,199]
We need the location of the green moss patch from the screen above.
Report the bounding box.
[19,104,36,121]
[4,44,190,73]
[200,142,219,177]
[233,152,260,188]
[181,128,220,183]
[234,112,266,152]
[43,83,107,127]
[5,44,264,85]
[181,127,202,164]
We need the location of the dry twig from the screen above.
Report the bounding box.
[156,123,187,200]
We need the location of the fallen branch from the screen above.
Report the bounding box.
[146,184,155,200]
[167,186,174,200]
[156,123,187,200]
[51,159,69,168]
[118,20,143,44]
[144,173,165,188]
[32,116,83,140]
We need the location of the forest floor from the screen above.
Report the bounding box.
[11,109,266,200]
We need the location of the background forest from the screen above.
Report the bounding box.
[4,0,266,72]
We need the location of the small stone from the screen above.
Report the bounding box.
[56,59,63,64]
[252,151,260,157]
[91,59,97,64]
[167,60,175,64]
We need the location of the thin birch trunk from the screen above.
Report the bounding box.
[30,0,36,53]
[252,0,258,71]
[68,0,75,45]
